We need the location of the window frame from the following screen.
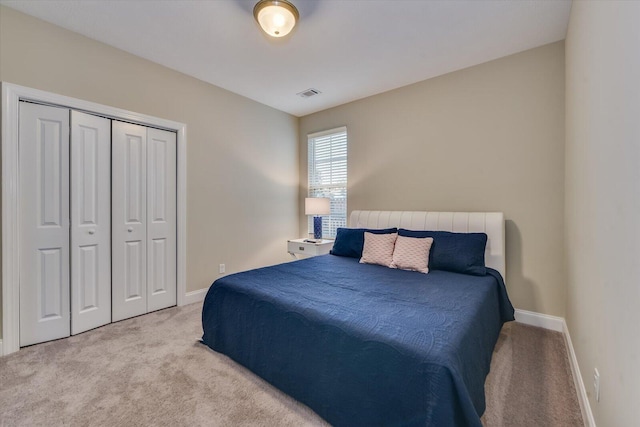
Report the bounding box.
[307,126,348,239]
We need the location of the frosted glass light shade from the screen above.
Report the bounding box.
[305,197,330,216]
[253,0,299,38]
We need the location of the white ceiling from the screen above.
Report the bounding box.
[0,0,572,117]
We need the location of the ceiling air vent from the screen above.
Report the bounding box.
[297,88,322,98]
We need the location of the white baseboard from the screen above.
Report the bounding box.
[514,308,594,427]
[182,288,208,305]
[563,320,596,427]
[514,308,564,332]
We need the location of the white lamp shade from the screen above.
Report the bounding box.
[254,1,298,38]
[305,197,330,216]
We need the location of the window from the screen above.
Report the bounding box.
[308,127,347,238]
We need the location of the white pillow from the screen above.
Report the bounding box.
[390,235,434,274]
[359,232,398,267]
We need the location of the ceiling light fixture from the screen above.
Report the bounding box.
[253,0,299,38]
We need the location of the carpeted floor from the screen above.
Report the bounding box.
[0,302,583,426]
[482,320,584,426]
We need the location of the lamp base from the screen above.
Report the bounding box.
[313,216,323,240]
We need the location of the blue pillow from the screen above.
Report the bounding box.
[398,229,487,276]
[331,227,398,258]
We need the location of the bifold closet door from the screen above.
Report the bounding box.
[18,104,175,344]
[112,121,148,321]
[112,121,177,321]
[70,111,112,335]
[19,102,71,347]
[146,128,177,312]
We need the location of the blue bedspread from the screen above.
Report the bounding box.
[202,255,514,426]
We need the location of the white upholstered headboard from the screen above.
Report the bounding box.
[349,211,506,280]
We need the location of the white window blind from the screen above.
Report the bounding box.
[308,127,347,238]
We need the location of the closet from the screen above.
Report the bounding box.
[112,121,177,322]
[18,101,177,347]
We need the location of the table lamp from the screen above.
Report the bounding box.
[305,197,331,240]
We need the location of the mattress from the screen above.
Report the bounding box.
[202,255,514,426]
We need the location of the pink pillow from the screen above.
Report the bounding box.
[359,232,398,267]
[390,235,434,273]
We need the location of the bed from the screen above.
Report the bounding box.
[202,211,515,426]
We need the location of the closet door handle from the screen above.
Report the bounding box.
[127,227,133,232]
[88,230,95,235]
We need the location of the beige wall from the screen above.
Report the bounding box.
[0,6,299,338]
[565,1,640,424]
[299,42,566,316]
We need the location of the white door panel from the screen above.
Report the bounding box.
[112,121,147,321]
[124,241,145,301]
[70,111,111,334]
[147,128,177,312]
[19,102,71,347]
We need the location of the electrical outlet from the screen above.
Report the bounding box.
[594,368,600,402]
[219,264,225,274]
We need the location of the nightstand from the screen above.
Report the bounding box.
[287,238,334,257]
